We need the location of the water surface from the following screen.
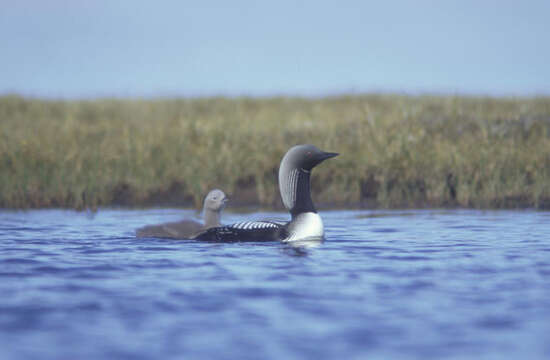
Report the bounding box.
[1,209,549,359]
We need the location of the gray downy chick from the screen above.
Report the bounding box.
[136,189,228,239]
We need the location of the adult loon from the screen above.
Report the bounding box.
[195,144,338,242]
[136,189,228,239]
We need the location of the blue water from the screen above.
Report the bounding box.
[1,209,549,360]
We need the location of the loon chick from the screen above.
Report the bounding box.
[136,189,227,239]
[195,144,338,242]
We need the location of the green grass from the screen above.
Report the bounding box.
[1,94,549,209]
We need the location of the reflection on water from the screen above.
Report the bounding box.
[0,208,549,360]
[281,238,323,257]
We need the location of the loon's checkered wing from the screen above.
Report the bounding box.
[194,220,287,242]
[229,221,282,230]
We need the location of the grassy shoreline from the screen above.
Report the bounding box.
[1,94,549,210]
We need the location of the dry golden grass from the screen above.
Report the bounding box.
[1,94,549,209]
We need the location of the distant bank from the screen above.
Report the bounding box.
[1,94,549,210]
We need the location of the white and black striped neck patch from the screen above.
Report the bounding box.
[280,168,299,210]
[228,221,281,230]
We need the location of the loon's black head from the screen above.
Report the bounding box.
[281,144,339,172]
[279,144,338,215]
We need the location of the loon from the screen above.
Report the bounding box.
[136,189,227,239]
[195,144,338,242]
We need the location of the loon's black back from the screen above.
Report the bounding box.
[194,221,288,242]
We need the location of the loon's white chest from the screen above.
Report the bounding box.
[284,212,324,242]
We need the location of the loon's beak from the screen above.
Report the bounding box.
[311,151,338,168]
[320,151,339,161]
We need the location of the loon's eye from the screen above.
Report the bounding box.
[306,151,312,156]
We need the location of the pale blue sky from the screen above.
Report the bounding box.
[1,0,549,98]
